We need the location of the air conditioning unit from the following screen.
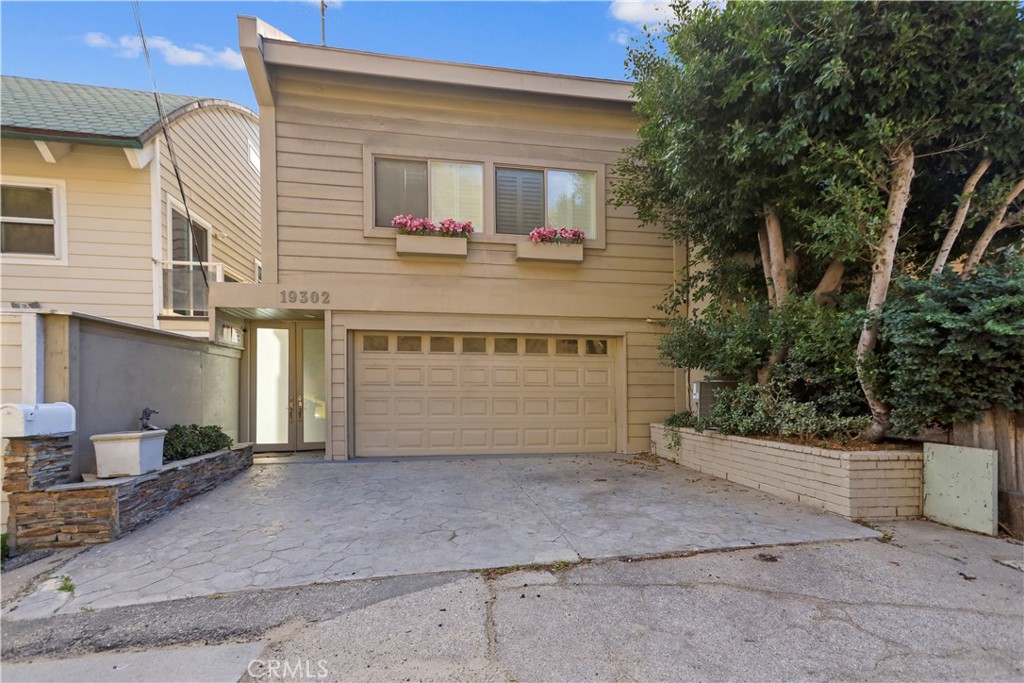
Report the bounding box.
[691,380,738,420]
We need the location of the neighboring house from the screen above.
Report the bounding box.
[208,18,680,459]
[1,75,261,405]
[1,76,260,524]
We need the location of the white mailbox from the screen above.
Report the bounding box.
[1,403,76,438]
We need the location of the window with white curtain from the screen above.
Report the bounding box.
[374,157,483,228]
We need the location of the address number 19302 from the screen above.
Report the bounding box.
[280,290,331,304]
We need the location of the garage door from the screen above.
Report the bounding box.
[354,333,616,456]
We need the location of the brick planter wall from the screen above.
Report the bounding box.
[651,424,923,520]
[7,444,253,552]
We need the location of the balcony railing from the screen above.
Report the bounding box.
[162,261,250,317]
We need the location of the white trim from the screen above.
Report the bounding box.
[124,142,156,170]
[166,195,214,263]
[33,140,72,164]
[254,258,263,283]
[0,175,69,265]
[19,312,42,404]
[151,142,163,328]
[247,138,261,172]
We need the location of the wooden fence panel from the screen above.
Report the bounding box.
[953,405,1024,539]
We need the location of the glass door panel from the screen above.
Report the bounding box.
[255,327,292,448]
[300,327,326,447]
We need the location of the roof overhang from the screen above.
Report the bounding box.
[238,16,635,108]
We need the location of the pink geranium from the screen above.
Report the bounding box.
[528,227,587,244]
[392,215,473,238]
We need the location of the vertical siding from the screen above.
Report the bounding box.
[330,315,347,459]
[160,107,261,282]
[0,140,154,326]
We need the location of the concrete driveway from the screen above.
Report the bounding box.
[6,453,877,617]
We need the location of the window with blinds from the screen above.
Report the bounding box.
[495,167,596,238]
[374,157,483,228]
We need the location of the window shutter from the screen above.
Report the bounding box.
[374,158,428,226]
[496,168,544,235]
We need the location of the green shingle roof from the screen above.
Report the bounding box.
[1,76,250,148]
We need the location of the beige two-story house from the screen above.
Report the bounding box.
[1,76,261,405]
[209,18,679,459]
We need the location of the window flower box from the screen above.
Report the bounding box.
[516,240,585,263]
[396,234,469,257]
[392,215,471,257]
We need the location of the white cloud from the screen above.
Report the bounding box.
[609,1,672,26]
[611,28,632,46]
[84,32,245,71]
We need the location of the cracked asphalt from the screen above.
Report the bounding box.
[3,520,1021,682]
[5,454,875,618]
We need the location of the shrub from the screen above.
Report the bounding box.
[879,256,1024,434]
[769,295,867,417]
[163,424,233,462]
[702,381,870,445]
[659,304,771,381]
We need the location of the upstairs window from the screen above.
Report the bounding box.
[373,158,483,229]
[495,167,596,238]
[1,183,60,257]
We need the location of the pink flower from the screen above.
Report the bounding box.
[392,215,472,238]
[528,226,586,244]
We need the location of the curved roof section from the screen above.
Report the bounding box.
[0,75,257,149]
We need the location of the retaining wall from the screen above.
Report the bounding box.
[651,424,922,520]
[7,443,252,551]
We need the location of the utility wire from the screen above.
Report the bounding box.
[131,0,208,288]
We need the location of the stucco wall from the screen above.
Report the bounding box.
[41,313,241,478]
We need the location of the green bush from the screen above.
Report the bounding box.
[879,256,1024,434]
[769,295,867,417]
[702,381,870,444]
[163,424,233,462]
[659,304,771,381]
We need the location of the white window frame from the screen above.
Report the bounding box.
[255,257,263,283]
[166,195,213,265]
[247,138,261,172]
[494,165,600,242]
[0,176,68,265]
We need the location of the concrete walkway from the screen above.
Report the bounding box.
[5,454,877,618]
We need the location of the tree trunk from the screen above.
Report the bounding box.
[964,176,1024,273]
[763,204,790,303]
[756,226,778,308]
[857,146,915,442]
[932,156,991,274]
[813,259,845,305]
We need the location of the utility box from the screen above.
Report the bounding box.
[1,402,76,438]
[692,380,738,420]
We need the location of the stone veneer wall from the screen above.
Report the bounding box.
[2,436,73,493]
[651,424,922,520]
[7,444,253,551]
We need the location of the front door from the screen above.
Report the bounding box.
[251,322,326,453]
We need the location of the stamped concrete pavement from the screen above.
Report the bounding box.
[6,454,877,618]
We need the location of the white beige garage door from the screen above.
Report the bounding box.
[354,333,616,456]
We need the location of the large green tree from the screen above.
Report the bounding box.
[616,0,1024,441]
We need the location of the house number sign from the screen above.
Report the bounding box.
[280,290,331,305]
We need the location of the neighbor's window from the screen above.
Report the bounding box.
[495,168,596,238]
[374,158,483,229]
[1,183,59,256]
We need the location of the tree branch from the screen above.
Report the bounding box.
[813,259,846,304]
[964,176,1024,273]
[932,156,991,273]
[763,203,790,303]
[756,226,778,308]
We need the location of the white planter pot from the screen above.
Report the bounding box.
[91,430,167,478]
[395,234,468,257]
[515,241,584,263]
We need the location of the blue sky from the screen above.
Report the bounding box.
[1,1,669,112]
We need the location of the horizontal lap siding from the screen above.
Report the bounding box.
[627,332,674,449]
[160,108,261,281]
[0,140,153,327]
[1,314,23,404]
